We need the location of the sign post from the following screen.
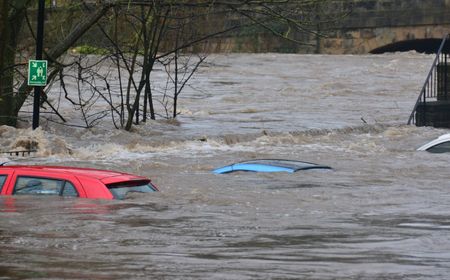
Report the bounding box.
[31,0,46,130]
[28,60,47,86]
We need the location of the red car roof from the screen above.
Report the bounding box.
[0,165,147,183]
[0,165,158,200]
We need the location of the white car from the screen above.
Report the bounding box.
[417,133,450,153]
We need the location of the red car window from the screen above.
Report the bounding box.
[0,175,7,193]
[106,180,157,200]
[61,181,78,197]
[14,176,77,197]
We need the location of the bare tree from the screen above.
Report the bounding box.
[97,0,343,131]
[2,0,346,130]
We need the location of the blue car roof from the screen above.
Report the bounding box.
[213,159,332,174]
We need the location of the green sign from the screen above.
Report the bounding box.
[28,60,48,86]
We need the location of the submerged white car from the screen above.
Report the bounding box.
[417,133,450,153]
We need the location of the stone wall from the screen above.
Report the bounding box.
[210,0,450,54]
[318,0,450,54]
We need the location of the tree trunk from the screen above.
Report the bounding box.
[0,0,7,102]
[0,1,27,126]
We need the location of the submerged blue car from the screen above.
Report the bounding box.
[213,159,332,174]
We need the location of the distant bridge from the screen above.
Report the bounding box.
[319,0,450,54]
[214,0,450,54]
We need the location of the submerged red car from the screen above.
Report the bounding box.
[0,165,158,200]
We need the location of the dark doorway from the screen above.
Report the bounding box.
[370,38,450,54]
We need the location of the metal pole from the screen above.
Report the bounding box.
[32,0,45,130]
[446,53,448,100]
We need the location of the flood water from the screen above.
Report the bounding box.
[2,53,450,279]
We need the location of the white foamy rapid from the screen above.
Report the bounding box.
[7,52,435,162]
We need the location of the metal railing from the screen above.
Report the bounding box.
[0,150,37,157]
[407,34,450,125]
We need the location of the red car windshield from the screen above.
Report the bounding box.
[106,180,158,200]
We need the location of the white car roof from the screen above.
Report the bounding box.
[417,133,450,151]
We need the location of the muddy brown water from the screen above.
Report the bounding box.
[1,53,450,279]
